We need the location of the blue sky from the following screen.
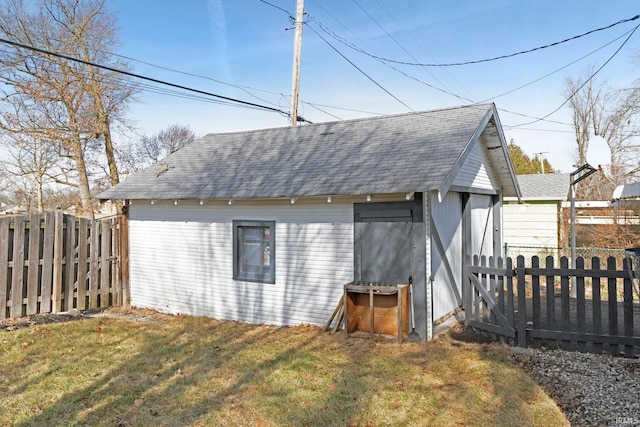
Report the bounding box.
[108,0,640,172]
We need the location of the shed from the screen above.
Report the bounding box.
[99,103,520,341]
[503,173,570,253]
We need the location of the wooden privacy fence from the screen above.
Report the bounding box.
[0,212,129,319]
[464,255,639,358]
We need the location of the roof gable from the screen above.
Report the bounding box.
[99,104,518,201]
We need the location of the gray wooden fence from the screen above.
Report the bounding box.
[464,255,639,358]
[0,212,129,319]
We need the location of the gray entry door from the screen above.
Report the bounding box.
[354,197,422,285]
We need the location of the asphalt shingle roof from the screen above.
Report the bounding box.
[99,104,503,201]
[514,173,570,201]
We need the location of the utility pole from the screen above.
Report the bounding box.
[290,0,304,126]
[533,151,549,174]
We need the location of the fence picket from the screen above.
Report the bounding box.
[76,218,88,310]
[100,220,111,307]
[51,211,64,313]
[591,257,602,355]
[516,256,527,348]
[0,218,9,318]
[497,257,505,319]
[481,256,489,323]
[623,257,634,358]
[89,220,100,309]
[26,214,41,315]
[506,257,514,332]
[531,256,541,349]
[576,257,586,353]
[10,218,25,318]
[473,255,480,323]
[40,212,55,313]
[545,256,555,329]
[560,257,570,350]
[465,254,639,359]
[64,215,75,311]
[607,257,618,356]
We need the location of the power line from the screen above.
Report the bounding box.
[257,0,294,18]
[350,0,467,102]
[0,42,381,125]
[301,101,342,120]
[300,5,638,129]
[0,36,313,124]
[370,0,473,99]
[480,27,636,103]
[308,18,474,104]
[305,23,414,111]
[0,47,275,113]
[509,23,639,128]
[315,13,640,67]
[300,100,384,116]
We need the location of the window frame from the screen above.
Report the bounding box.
[232,220,276,284]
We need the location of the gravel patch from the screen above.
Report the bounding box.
[510,348,640,426]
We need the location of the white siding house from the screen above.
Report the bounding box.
[100,104,520,341]
[503,173,570,253]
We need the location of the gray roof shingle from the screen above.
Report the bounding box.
[99,104,507,201]
[513,173,570,201]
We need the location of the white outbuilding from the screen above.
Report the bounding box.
[99,103,520,341]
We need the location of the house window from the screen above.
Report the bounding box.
[233,220,275,283]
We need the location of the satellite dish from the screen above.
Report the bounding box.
[586,135,611,170]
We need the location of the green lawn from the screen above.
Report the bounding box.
[0,309,568,427]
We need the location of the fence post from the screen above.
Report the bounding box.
[464,255,471,324]
[51,211,64,313]
[516,255,527,348]
[0,217,9,319]
[116,212,130,308]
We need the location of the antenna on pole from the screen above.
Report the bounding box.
[290,0,304,126]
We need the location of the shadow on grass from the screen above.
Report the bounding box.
[1,315,567,427]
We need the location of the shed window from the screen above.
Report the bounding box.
[233,220,275,283]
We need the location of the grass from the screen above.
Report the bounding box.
[0,308,568,427]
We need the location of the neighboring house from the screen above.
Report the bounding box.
[613,181,640,201]
[99,103,520,341]
[0,203,26,216]
[503,173,570,253]
[611,181,640,226]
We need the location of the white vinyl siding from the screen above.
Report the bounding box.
[127,202,353,327]
[503,201,560,248]
[452,139,500,191]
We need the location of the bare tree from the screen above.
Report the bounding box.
[565,73,640,200]
[43,0,138,186]
[136,123,198,167]
[0,0,136,214]
[1,134,56,213]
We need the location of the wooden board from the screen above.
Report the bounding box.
[345,284,409,342]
